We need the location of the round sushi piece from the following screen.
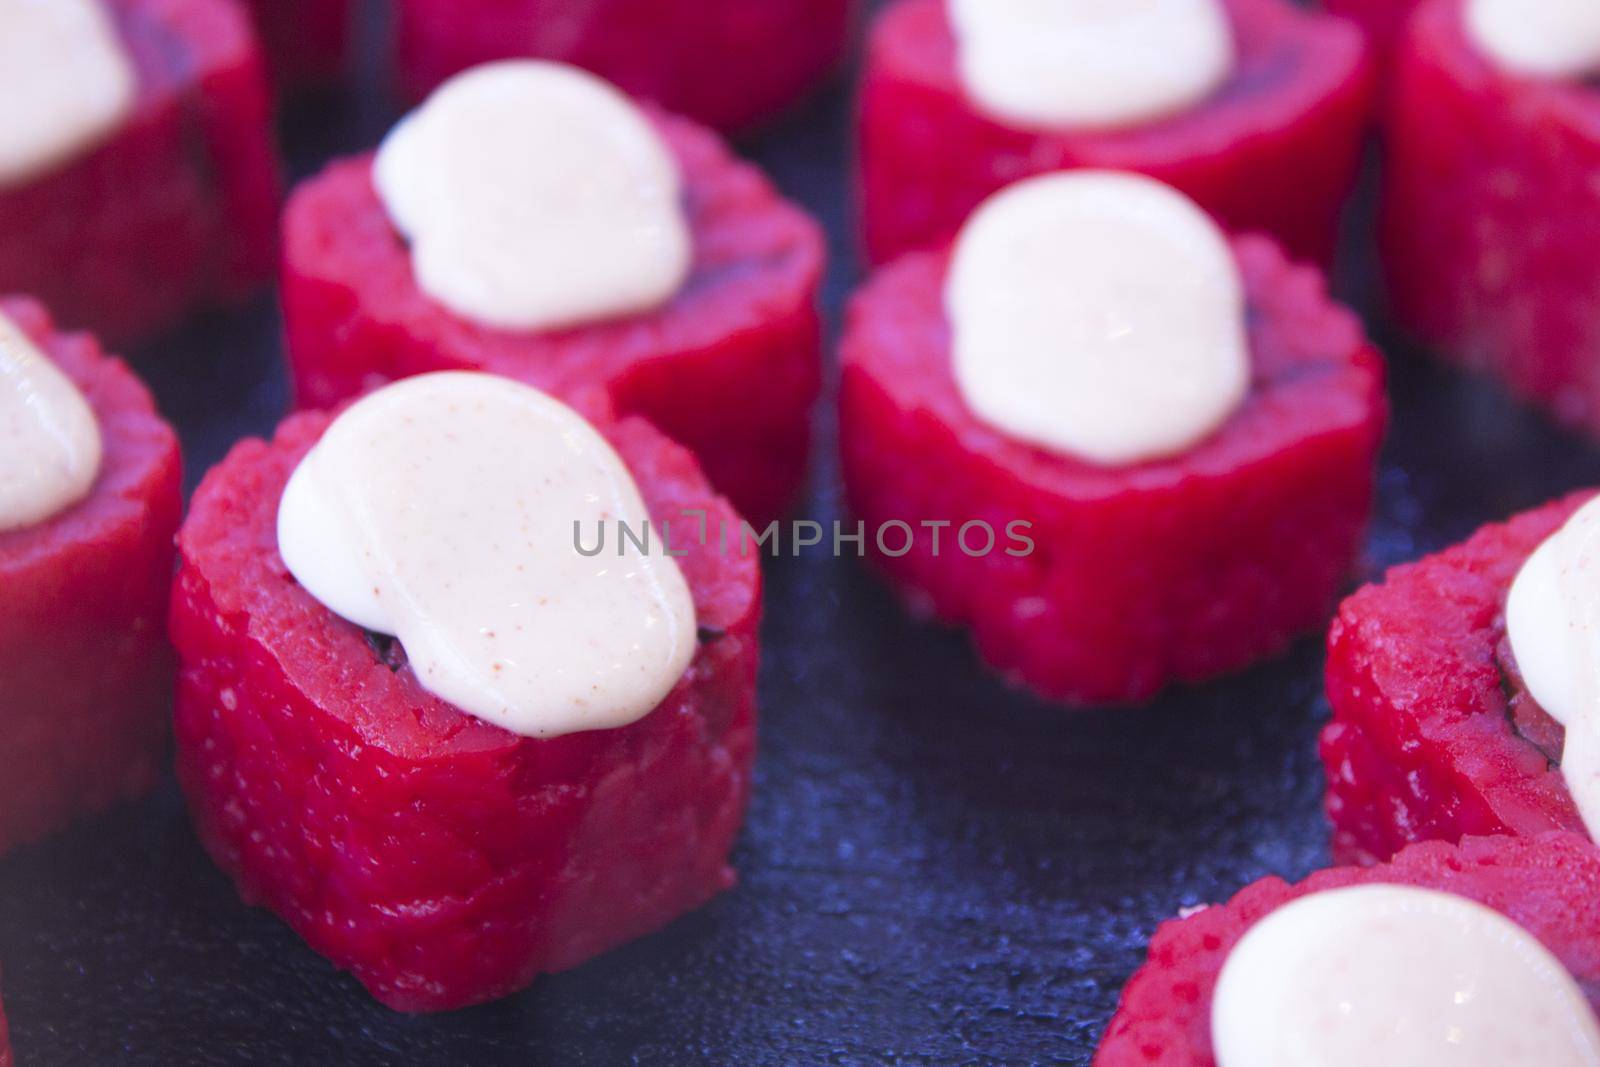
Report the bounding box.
[1322,492,1592,866]
[1383,0,1600,439]
[1094,832,1600,1065]
[244,0,350,88]
[394,0,855,132]
[170,397,761,1013]
[0,0,281,345]
[0,295,182,856]
[282,106,824,527]
[858,0,1374,266]
[838,233,1386,707]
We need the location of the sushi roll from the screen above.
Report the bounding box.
[0,0,281,344]
[1322,492,1598,865]
[1095,833,1600,1065]
[839,171,1385,707]
[0,295,182,856]
[282,61,824,527]
[244,0,350,88]
[170,371,761,1012]
[394,0,855,132]
[1383,0,1600,438]
[858,0,1374,266]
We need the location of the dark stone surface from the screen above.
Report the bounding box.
[6,8,1600,1066]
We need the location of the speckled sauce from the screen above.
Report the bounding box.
[276,372,696,738]
[5,4,1600,1064]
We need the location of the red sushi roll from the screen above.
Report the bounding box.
[394,0,854,132]
[858,0,1374,266]
[0,295,182,856]
[282,104,824,527]
[1383,0,1600,438]
[244,0,350,87]
[1094,832,1600,1065]
[839,228,1385,707]
[170,396,761,1012]
[0,0,280,346]
[1322,493,1593,866]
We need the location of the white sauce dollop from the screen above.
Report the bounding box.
[0,0,136,189]
[276,372,697,739]
[1465,0,1600,80]
[947,0,1235,130]
[1507,495,1600,837]
[944,171,1249,466]
[1213,885,1600,1067]
[0,310,102,532]
[374,60,692,333]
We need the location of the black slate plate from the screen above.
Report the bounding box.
[5,6,1600,1065]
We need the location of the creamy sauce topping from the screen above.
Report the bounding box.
[946,0,1235,130]
[0,310,102,532]
[276,372,697,738]
[1507,496,1600,837]
[373,60,692,333]
[1465,0,1600,79]
[1213,885,1600,1067]
[0,0,136,189]
[944,171,1249,466]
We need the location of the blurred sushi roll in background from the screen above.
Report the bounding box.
[857,0,1374,265]
[0,295,181,857]
[393,0,857,132]
[0,0,281,344]
[282,61,825,526]
[1382,0,1600,440]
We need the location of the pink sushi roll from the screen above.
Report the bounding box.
[0,0,281,344]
